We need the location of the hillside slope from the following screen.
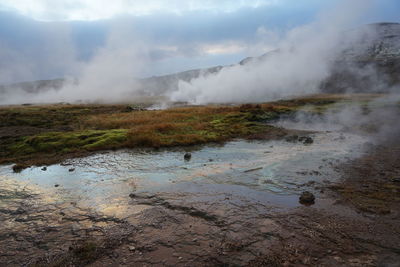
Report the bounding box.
[321,22,400,92]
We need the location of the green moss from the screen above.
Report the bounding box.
[0,104,129,128]
[11,129,128,155]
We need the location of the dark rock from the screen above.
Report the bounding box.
[299,136,314,145]
[299,191,315,205]
[12,164,25,173]
[68,168,75,172]
[391,178,400,183]
[41,166,47,171]
[184,152,192,161]
[54,184,59,187]
[129,193,136,198]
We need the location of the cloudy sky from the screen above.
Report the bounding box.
[0,0,399,84]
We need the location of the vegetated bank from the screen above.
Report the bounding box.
[0,94,378,169]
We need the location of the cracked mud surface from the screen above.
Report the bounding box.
[1,130,400,266]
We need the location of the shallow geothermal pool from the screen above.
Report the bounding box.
[0,129,368,218]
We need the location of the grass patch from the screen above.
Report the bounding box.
[1,94,366,167]
[11,129,128,155]
[85,106,277,148]
[0,104,130,129]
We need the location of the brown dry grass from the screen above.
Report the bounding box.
[1,94,359,166]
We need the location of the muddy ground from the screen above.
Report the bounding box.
[0,136,399,267]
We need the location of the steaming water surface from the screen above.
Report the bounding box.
[0,129,369,218]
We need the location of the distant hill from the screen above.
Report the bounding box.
[0,79,65,94]
[137,66,223,96]
[321,22,400,92]
[1,22,399,99]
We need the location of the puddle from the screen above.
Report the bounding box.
[0,130,368,217]
[0,125,375,266]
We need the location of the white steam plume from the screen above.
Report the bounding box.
[169,0,373,104]
[49,20,147,103]
[1,19,147,105]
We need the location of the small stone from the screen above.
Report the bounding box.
[54,184,60,187]
[178,257,183,260]
[128,246,136,251]
[209,159,214,162]
[68,168,75,172]
[12,164,25,173]
[41,166,47,171]
[299,136,313,145]
[129,193,136,198]
[391,178,400,183]
[184,152,191,161]
[299,191,315,205]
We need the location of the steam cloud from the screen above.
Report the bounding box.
[1,19,146,104]
[169,0,373,104]
[46,21,147,103]
[273,93,400,146]
[0,0,395,105]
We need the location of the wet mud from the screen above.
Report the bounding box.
[1,121,400,266]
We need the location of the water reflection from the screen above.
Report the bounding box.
[0,131,367,216]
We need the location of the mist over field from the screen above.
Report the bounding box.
[0,0,399,105]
